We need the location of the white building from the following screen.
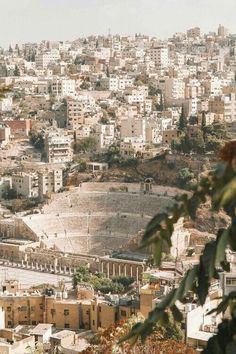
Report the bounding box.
[35,50,60,68]
[45,131,73,163]
[120,137,146,158]
[51,78,76,97]
[0,97,13,112]
[149,46,169,68]
[38,169,63,200]
[93,124,115,151]
[120,117,146,140]
[100,77,119,91]
[12,173,38,198]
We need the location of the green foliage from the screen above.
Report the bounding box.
[2,187,17,200]
[172,122,226,155]
[111,276,135,287]
[176,168,195,189]
[73,268,133,294]
[189,115,198,125]
[80,80,90,90]
[13,65,20,76]
[29,131,44,150]
[148,85,161,96]
[10,198,40,213]
[203,122,229,140]
[178,105,187,132]
[205,135,224,153]
[121,141,236,353]
[73,137,97,154]
[171,134,190,154]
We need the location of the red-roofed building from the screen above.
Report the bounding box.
[3,119,31,137]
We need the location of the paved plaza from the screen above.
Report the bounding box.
[0,266,72,289]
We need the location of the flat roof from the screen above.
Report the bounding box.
[31,323,53,335]
[51,330,75,339]
[188,331,214,342]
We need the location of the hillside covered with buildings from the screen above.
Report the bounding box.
[0,23,236,353]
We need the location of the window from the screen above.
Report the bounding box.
[7,307,11,312]
[226,277,236,285]
[64,309,69,316]
[39,304,44,310]
[51,309,56,316]
[64,323,70,328]
[32,321,37,325]
[120,310,127,317]
[7,321,12,327]
[31,306,35,312]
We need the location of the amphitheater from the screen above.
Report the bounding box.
[16,182,179,255]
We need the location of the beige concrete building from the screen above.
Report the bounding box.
[0,123,11,146]
[162,129,177,145]
[209,93,236,122]
[38,169,63,200]
[45,131,73,163]
[12,173,38,198]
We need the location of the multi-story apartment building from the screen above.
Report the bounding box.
[149,46,169,68]
[218,24,229,38]
[38,169,63,200]
[0,281,138,332]
[167,78,185,99]
[100,76,119,91]
[45,131,73,163]
[35,50,60,68]
[67,99,84,129]
[12,173,38,198]
[120,117,146,140]
[120,137,146,158]
[51,78,76,97]
[93,124,115,151]
[209,93,236,122]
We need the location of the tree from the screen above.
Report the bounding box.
[188,115,198,125]
[2,186,17,200]
[201,111,206,130]
[29,131,44,150]
[81,314,194,354]
[13,65,20,76]
[188,127,205,154]
[80,81,91,90]
[122,141,236,353]
[178,105,187,132]
[111,276,135,288]
[73,137,97,154]
[176,168,194,189]
[73,268,125,294]
[205,135,224,153]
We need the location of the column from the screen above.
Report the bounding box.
[107,263,110,278]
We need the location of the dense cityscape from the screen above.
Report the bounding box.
[0,20,236,353]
